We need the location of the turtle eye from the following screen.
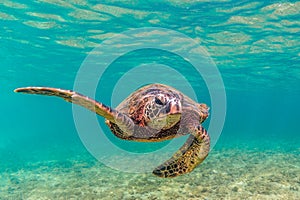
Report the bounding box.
[155,97,164,105]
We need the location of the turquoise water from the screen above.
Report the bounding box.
[1,0,300,199]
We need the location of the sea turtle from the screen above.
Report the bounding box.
[14,83,210,178]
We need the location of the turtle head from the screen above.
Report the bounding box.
[143,94,182,130]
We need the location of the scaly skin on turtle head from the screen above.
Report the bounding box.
[142,92,182,131]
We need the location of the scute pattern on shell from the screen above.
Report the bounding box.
[115,84,200,127]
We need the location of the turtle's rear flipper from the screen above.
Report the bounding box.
[153,125,210,178]
[15,87,118,123]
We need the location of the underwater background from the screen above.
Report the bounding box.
[1,0,299,199]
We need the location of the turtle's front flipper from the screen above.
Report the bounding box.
[14,87,125,125]
[153,125,210,178]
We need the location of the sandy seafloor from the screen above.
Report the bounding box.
[1,138,299,200]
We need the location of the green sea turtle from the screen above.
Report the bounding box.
[14,83,210,178]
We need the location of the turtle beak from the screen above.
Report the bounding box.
[166,100,182,115]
